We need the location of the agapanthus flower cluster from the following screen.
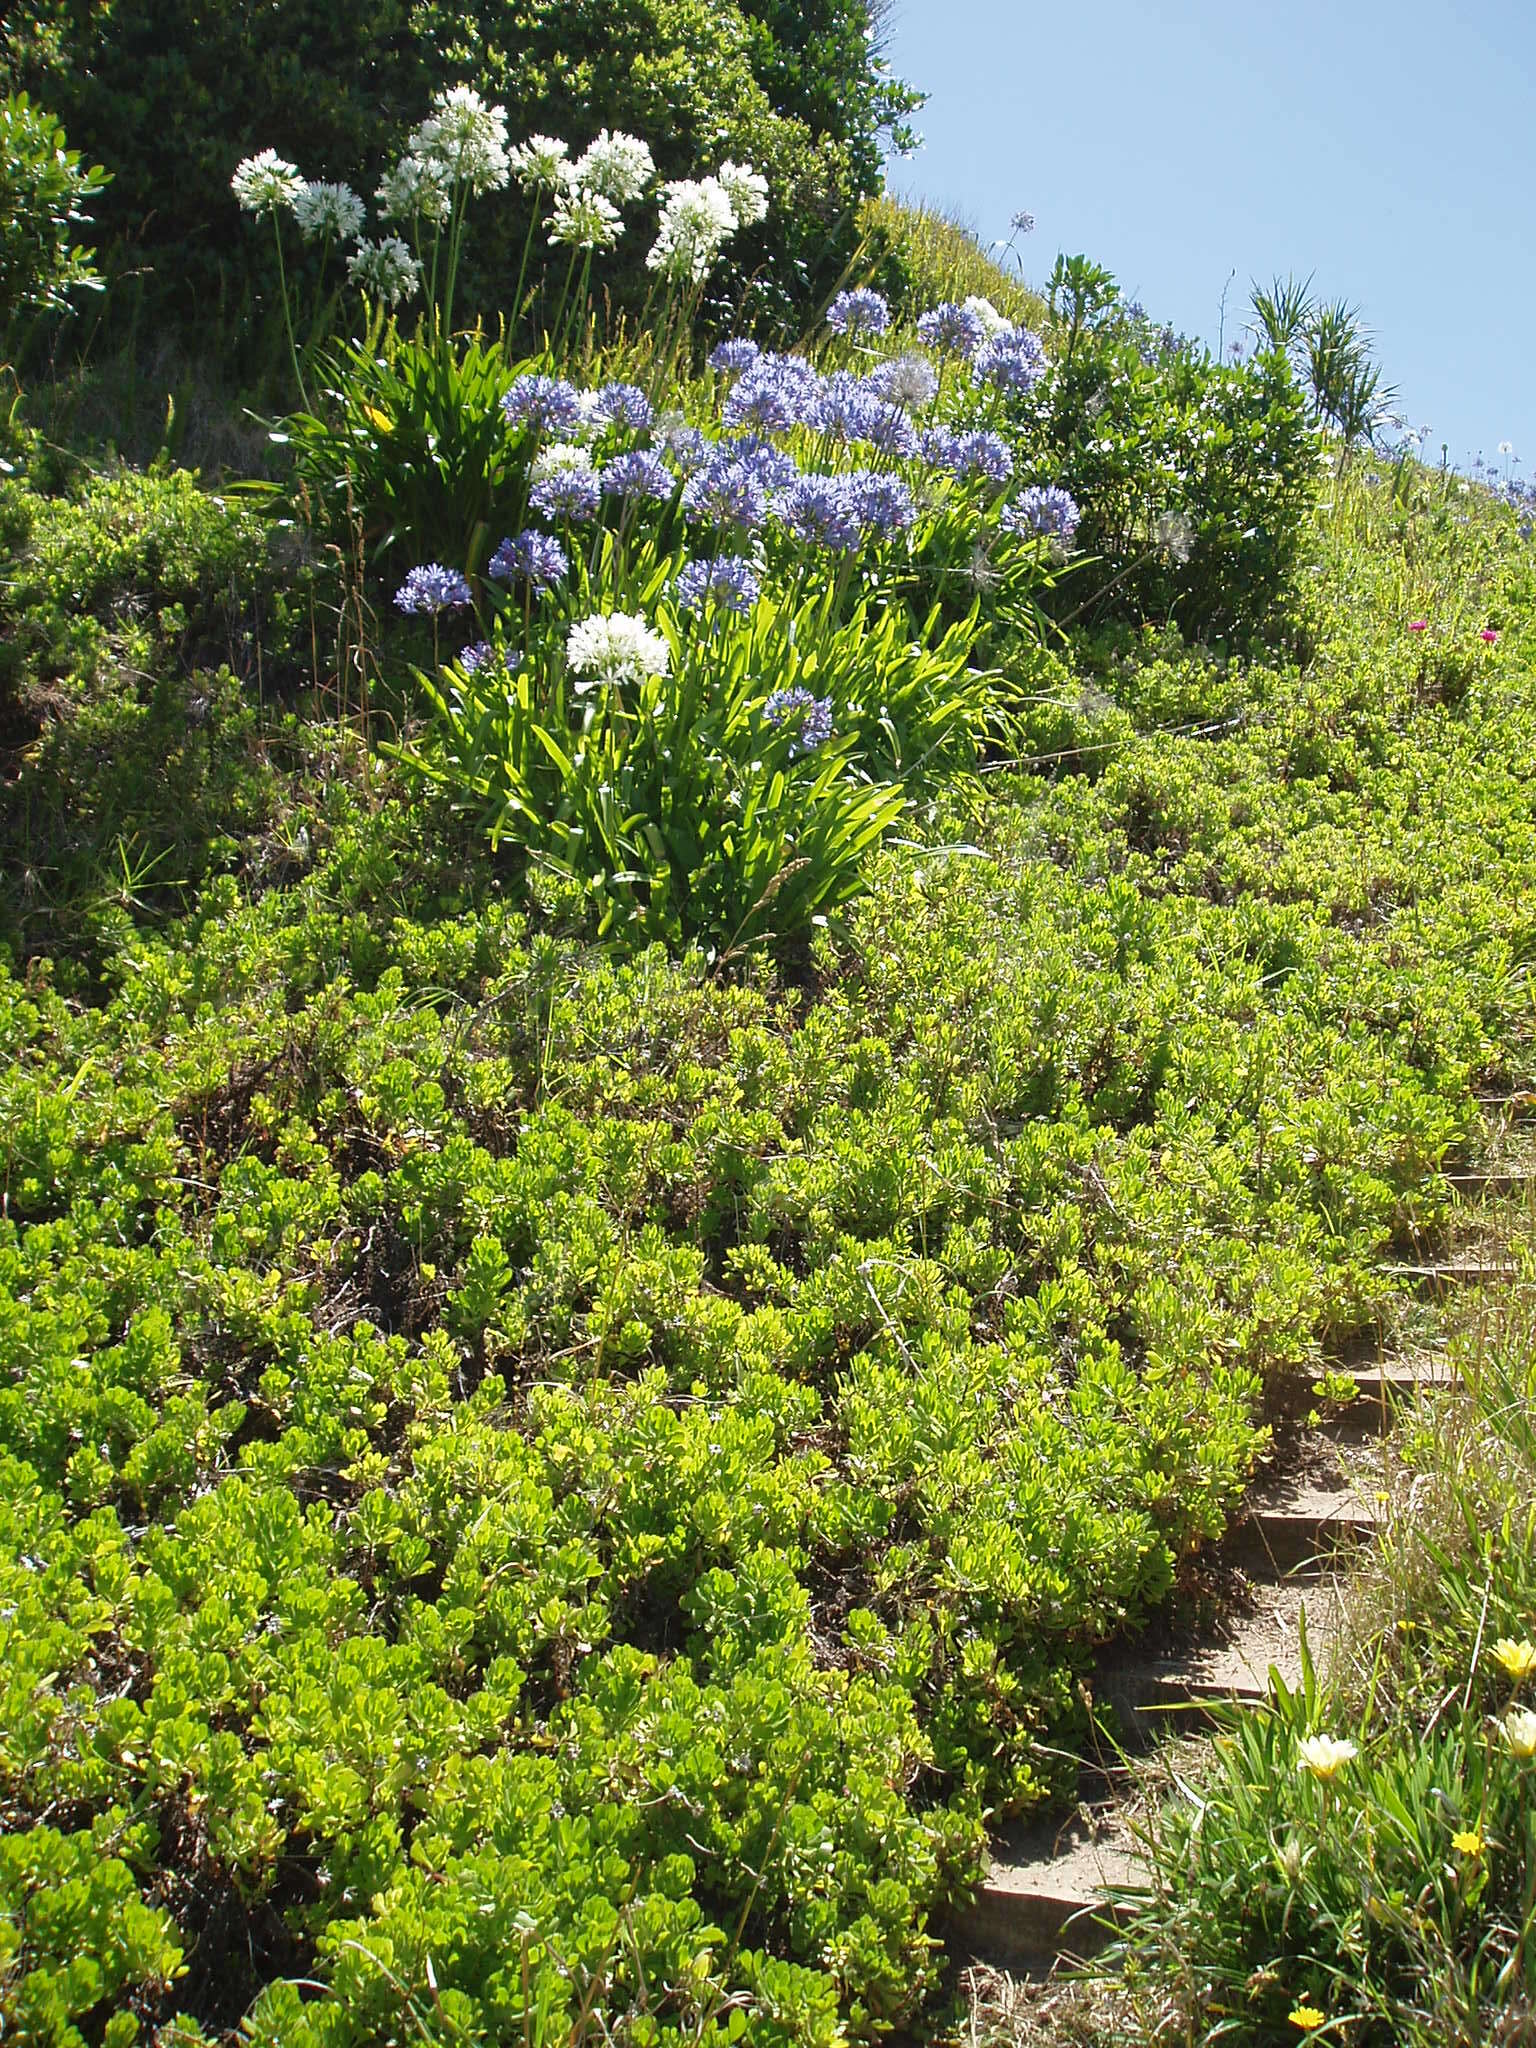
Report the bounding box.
[548,186,623,251]
[293,181,366,244]
[572,130,655,204]
[502,375,584,435]
[826,288,890,337]
[917,301,988,357]
[764,687,835,757]
[530,442,596,485]
[395,563,473,614]
[963,294,1015,341]
[530,465,603,522]
[600,450,674,502]
[458,640,494,673]
[716,161,769,227]
[708,338,761,377]
[922,428,1014,486]
[975,327,1047,393]
[723,353,824,434]
[594,383,655,431]
[507,136,568,192]
[1002,485,1082,544]
[673,555,761,617]
[409,85,510,196]
[657,416,713,473]
[348,238,423,306]
[854,398,920,459]
[719,435,800,492]
[376,154,452,225]
[566,611,671,689]
[868,351,940,410]
[231,150,305,213]
[489,531,570,589]
[682,458,771,532]
[647,176,739,283]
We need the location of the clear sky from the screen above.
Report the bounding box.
[882,0,1534,472]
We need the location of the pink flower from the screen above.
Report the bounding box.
[1407,619,1428,632]
[1480,627,1500,643]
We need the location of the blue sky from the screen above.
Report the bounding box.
[882,0,1534,472]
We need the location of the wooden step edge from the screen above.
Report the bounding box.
[1315,1360,1457,1434]
[1227,1500,1380,1577]
[1384,1260,1519,1290]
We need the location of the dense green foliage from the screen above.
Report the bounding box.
[1,0,917,337]
[0,90,106,337]
[3,411,1535,2039]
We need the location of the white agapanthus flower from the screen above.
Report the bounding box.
[507,134,571,190]
[293,181,366,244]
[566,611,671,690]
[962,293,1015,340]
[715,160,768,227]
[548,185,623,251]
[646,177,738,284]
[376,153,453,225]
[572,129,655,204]
[530,442,596,484]
[231,150,305,214]
[410,84,511,195]
[347,237,424,307]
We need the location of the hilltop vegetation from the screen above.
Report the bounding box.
[2,25,1535,2048]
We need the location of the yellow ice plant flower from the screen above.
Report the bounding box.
[1503,1706,1536,1759]
[1296,1734,1358,1781]
[1493,1637,1536,1683]
[1289,2006,1326,2032]
[1450,1828,1483,1856]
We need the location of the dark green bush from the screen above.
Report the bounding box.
[1017,255,1318,642]
[0,91,106,339]
[3,0,919,341]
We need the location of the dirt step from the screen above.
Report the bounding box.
[1093,1583,1319,1744]
[1447,1163,1536,1197]
[1225,1481,1380,1577]
[961,1808,1142,1970]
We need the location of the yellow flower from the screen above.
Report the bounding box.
[1503,1707,1536,1759]
[1297,1734,1358,1781]
[1450,1828,1483,1856]
[1289,2006,1327,2032]
[1493,1637,1536,1683]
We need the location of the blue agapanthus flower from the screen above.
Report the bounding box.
[917,301,987,357]
[722,354,824,435]
[764,686,835,757]
[1001,483,1081,543]
[600,449,674,501]
[806,371,869,441]
[771,474,862,552]
[682,460,770,531]
[529,467,602,522]
[488,530,570,588]
[501,374,584,434]
[852,397,920,459]
[394,563,473,614]
[921,428,1014,486]
[719,435,800,492]
[673,554,761,616]
[974,328,1047,394]
[661,422,714,474]
[826,287,890,337]
[708,338,761,375]
[848,470,916,536]
[595,382,655,431]
[458,640,494,673]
